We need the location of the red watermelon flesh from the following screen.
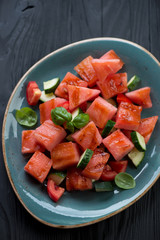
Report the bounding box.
[103,129,134,161]
[86,96,117,128]
[125,87,152,108]
[97,73,128,99]
[68,85,100,111]
[100,50,124,67]
[55,72,88,100]
[72,121,102,151]
[137,116,158,143]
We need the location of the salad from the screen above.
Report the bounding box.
[16,50,158,203]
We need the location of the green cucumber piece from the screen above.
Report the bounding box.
[127,75,140,91]
[48,171,66,185]
[95,181,114,192]
[40,91,56,102]
[71,108,83,120]
[131,131,146,152]
[101,120,116,138]
[43,78,60,94]
[77,149,94,169]
[128,147,145,167]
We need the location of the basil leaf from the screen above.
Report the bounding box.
[72,113,89,129]
[51,107,72,125]
[15,107,37,127]
[66,122,75,133]
[115,172,136,189]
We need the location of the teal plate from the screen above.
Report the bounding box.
[2,38,160,228]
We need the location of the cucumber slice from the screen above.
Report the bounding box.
[131,131,146,152]
[77,149,94,169]
[106,98,117,107]
[71,108,83,120]
[128,148,145,167]
[43,78,60,94]
[40,91,56,102]
[101,120,116,138]
[95,181,114,192]
[127,75,140,91]
[48,171,66,185]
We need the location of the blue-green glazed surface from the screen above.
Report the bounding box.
[2,38,160,228]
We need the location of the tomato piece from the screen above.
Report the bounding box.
[122,129,132,141]
[74,56,98,87]
[115,102,142,131]
[55,72,88,99]
[97,73,128,99]
[24,151,52,183]
[51,142,80,170]
[100,165,117,181]
[137,116,158,143]
[21,130,45,154]
[26,81,41,106]
[82,148,110,180]
[79,102,87,112]
[47,178,65,202]
[103,129,134,161]
[109,160,128,173]
[117,93,132,104]
[66,167,92,191]
[57,101,70,112]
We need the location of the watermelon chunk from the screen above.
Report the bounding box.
[68,85,100,111]
[92,59,122,82]
[86,96,117,128]
[115,102,142,131]
[72,121,102,151]
[125,87,152,108]
[66,167,92,191]
[103,129,134,161]
[109,160,128,173]
[100,50,124,66]
[24,151,52,183]
[51,142,80,170]
[97,73,128,99]
[82,148,110,180]
[21,130,45,154]
[39,97,67,124]
[55,72,88,100]
[137,116,158,143]
[34,120,67,152]
[74,56,98,87]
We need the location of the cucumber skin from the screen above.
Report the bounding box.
[128,148,145,167]
[131,131,146,152]
[127,75,140,91]
[101,120,116,138]
[44,78,60,94]
[77,149,94,169]
[95,181,114,192]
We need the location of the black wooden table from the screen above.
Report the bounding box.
[0,1,160,239]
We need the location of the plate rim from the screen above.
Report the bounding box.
[2,37,160,228]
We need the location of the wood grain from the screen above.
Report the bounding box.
[0,0,160,239]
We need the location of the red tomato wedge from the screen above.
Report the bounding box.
[137,116,158,143]
[67,85,100,111]
[34,120,67,152]
[39,97,67,124]
[115,101,142,131]
[92,59,122,82]
[55,72,88,99]
[117,93,132,104]
[122,129,132,141]
[97,73,128,99]
[86,96,117,128]
[24,151,52,183]
[100,50,124,65]
[74,56,98,87]
[72,121,102,151]
[103,129,134,161]
[109,160,128,173]
[66,167,92,191]
[100,165,117,181]
[47,179,65,202]
[26,81,41,106]
[125,87,152,108]
[51,142,80,170]
[21,130,45,154]
[82,148,110,180]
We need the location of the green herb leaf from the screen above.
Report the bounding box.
[15,107,37,127]
[66,121,75,133]
[51,107,72,125]
[72,113,89,129]
[115,172,136,190]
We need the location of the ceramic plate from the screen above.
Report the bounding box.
[2,38,160,228]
